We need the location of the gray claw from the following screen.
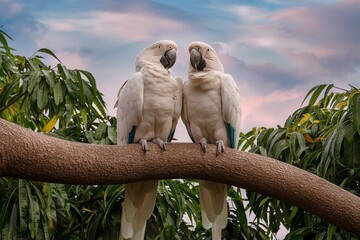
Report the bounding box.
[153,138,166,150]
[200,138,207,153]
[139,139,148,152]
[215,140,225,155]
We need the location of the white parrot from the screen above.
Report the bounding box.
[182,42,242,240]
[115,40,182,240]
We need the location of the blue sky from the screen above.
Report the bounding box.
[1,0,360,141]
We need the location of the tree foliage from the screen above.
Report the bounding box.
[1,27,359,239]
[0,27,120,239]
[239,84,360,239]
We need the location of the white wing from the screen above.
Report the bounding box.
[220,74,242,148]
[115,72,143,146]
[199,74,241,240]
[167,77,183,142]
[181,80,195,142]
[116,72,156,240]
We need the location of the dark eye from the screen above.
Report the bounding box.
[207,48,210,51]
[158,45,161,48]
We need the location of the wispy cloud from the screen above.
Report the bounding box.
[2,0,359,134]
[0,0,22,19]
[215,0,360,90]
[40,11,190,43]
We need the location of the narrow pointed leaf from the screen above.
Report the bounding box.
[351,93,360,135]
[18,180,29,232]
[42,114,58,133]
[107,125,117,144]
[37,48,62,63]
[54,81,66,106]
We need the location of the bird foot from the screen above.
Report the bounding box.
[200,138,207,153]
[153,138,166,150]
[139,139,148,153]
[215,140,225,155]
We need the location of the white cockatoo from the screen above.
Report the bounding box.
[182,42,242,240]
[115,40,182,240]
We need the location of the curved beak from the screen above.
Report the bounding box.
[190,48,206,71]
[160,48,176,69]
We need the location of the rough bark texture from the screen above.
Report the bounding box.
[1,118,360,235]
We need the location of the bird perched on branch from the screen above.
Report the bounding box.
[182,41,242,240]
[115,40,182,240]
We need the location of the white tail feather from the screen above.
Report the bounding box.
[120,180,158,240]
[200,180,228,239]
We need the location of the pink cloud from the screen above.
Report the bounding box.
[42,10,190,43]
[270,0,360,50]
[241,88,304,130]
[47,50,89,70]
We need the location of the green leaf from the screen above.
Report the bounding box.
[322,84,334,108]
[0,81,18,110]
[27,71,42,93]
[301,84,326,107]
[228,187,248,234]
[27,185,40,238]
[8,204,18,240]
[315,231,326,240]
[267,129,286,157]
[18,180,29,232]
[165,180,184,227]
[80,108,88,126]
[0,188,16,233]
[289,207,298,223]
[333,124,346,163]
[93,122,108,140]
[37,48,62,63]
[37,82,49,110]
[82,80,94,103]
[259,196,269,207]
[107,126,117,144]
[85,130,95,143]
[78,69,97,94]
[351,93,360,135]
[65,95,75,126]
[101,185,123,226]
[27,58,41,71]
[289,132,299,160]
[100,137,111,145]
[54,81,66,106]
[240,134,256,151]
[327,225,337,240]
[274,139,289,160]
[75,72,85,104]
[64,77,78,95]
[343,123,360,169]
[0,29,12,54]
[309,84,327,106]
[42,70,55,90]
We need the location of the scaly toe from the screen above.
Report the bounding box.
[153,138,166,150]
[139,139,148,153]
[215,140,225,155]
[200,138,207,153]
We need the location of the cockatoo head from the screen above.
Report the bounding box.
[136,40,177,71]
[188,41,224,73]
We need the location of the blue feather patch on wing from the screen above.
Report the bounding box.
[189,133,195,143]
[128,126,137,144]
[225,122,235,149]
[167,128,175,143]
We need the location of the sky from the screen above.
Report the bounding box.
[1,0,360,142]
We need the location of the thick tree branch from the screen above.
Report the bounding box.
[0,119,360,235]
